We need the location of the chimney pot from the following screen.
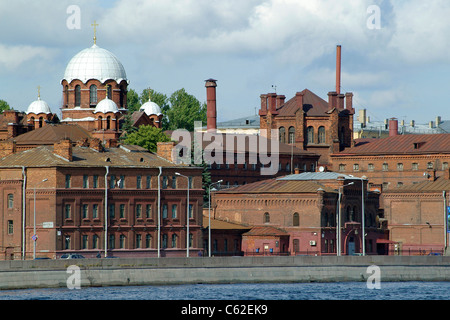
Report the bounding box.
[389,118,399,137]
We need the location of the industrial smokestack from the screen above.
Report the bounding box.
[205,78,217,132]
[336,45,341,95]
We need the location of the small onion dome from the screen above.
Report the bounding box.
[27,97,52,115]
[140,99,162,116]
[94,97,119,114]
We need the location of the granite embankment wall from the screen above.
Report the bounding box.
[0,256,449,290]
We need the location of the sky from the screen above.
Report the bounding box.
[0,0,449,124]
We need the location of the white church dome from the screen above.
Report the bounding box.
[140,100,162,116]
[63,44,128,84]
[94,97,119,114]
[27,97,52,115]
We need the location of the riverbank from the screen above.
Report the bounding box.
[0,256,449,290]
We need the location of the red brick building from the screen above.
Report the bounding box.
[0,139,204,260]
[211,172,388,256]
[383,175,450,255]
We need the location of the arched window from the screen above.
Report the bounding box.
[90,85,98,105]
[307,126,314,144]
[75,85,81,106]
[318,126,326,144]
[120,87,125,108]
[106,116,111,130]
[288,127,295,144]
[107,85,112,99]
[38,117,43,128]
[98,116,103,130]
[279,127,285,143]
[171,234,178,248]
[65,86,69,106]
[293,212,299,226]
[264,212,270,224]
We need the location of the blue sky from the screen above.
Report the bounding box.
[0,0,449,124]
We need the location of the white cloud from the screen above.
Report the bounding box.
[0,44,56,70]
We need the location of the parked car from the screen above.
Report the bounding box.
[60,254,85,259]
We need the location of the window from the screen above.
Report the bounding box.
[119,204,125,219]
[109,235,115,249]
[136,175,142,189]
[119,235,126,249]
[307,126,314,144]
[397,163,404,171]
[7,194,13,209]
[110,175,116,189]
[93,235,99,249]
[136,234,142,248]
[162,204,168,219]
[75,85,81,106]
[83,175,89,188]
[412,163,419,171]
[188,204,193,219]
[93,175,99,188]
[162,234,168,249]
[382,163,388,171]
[146,204,152,219]
[368,163,374,171]
[264,212,270,223]
[188,177,193,189]
[293,213,299,227]
[65,174,71,188]
[172,204,177,219]
[65,236,71,250]
[353,164,360,172]
[109,204,115,218]
[90,85,97,105]
[93,204,98,219]
[119,175,125,189]
[339,164,346,172]
[162,176,168,189]
[7,220,13,235]
[64,204,71,219]
[171,176,177,189]
[107,85,112,99]
[288,127,295,144]
[146,234,152,248]
[318,126,326,144]
[189,234,193,248]
[82,235,88,249]
[65,85,69,106]
[427,162,434,169]
[136,204,142,218]
[82,204,88,219]
[279,127,286,143]
[172,234,178,248]
[443,162,449,170]
[146,176,151,189]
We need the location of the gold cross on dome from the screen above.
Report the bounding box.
[37,85,41,98]
[91,20,99,45]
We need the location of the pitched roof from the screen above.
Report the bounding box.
[243,226,288,237]
[385,177,450,193]
[216,177,336,194]
[13,124,91,145]
[202,216,251,230]
[277,89,331,117]
[0,144,189,169]
[335,133,450,156]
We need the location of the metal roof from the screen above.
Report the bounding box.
[277,172,354,181]
[277,89,331,117]
[13,124,92,145]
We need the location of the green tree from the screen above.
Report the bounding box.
[127,89,140,113]
[123,125,170,153]
[0,100,11,112]
[165,88,206,132]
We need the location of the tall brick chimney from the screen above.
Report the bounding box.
[157,141,175,162]
[54,139,72,161]
[336,45,342,95]
[389,118,399,137]
[205,79,217,132]
[0,140,16,158]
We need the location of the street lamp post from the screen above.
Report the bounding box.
[337,181,354,256]
[208,180,223,257]
[33,178,48,260]
[175,172,190,257]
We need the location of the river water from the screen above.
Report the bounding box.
[0,282,449,300]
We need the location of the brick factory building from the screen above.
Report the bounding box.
[0,139,204,260]
[211,172,388,256]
